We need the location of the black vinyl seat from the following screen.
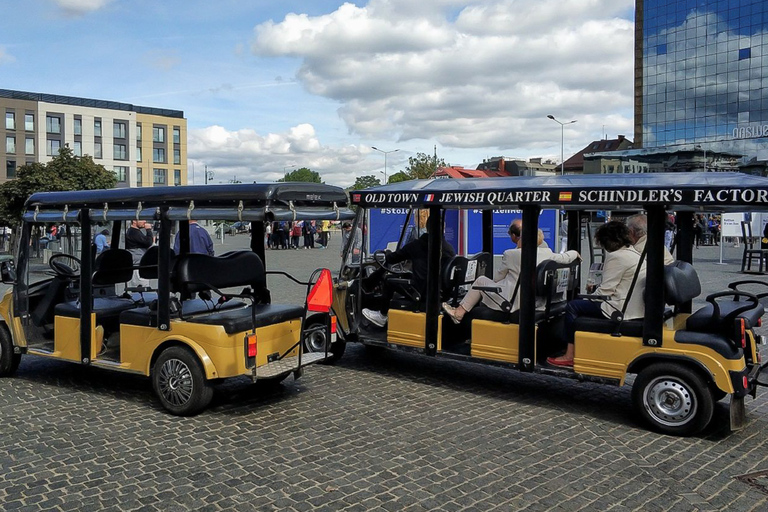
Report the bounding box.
[183,304,305,335]
[119,298,302,334]
[55,297,137,319]
[161,250,301,333]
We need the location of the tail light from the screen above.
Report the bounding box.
[758,318,763,328]
[330,315,337,334]
[735,318,746,348]
[743,376,749,390]
[245,333,257,368]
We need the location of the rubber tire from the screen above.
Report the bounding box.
[152,346,213,416]
[632,363,714,436]
[711,387,728,402]
[303,317,346,364]
[0,324,21,377]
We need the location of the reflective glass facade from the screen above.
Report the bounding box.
[636,0,768,162]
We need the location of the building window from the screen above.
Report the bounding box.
[173,127,180,144]
[46,139,61,156]
[6,160,15,179]
[46,116,61,134]
[74,118,82,136]
[5,112,14,130]
[73,141,82,157]
[153,168,166,185]
[739,48,751,60]
[113,144,127,160]
[113,121,126,139]
[152,148,165,163]
[24,114,34,131]
[137,167,143,187]
[173,148,181,164]
[25,138,34,155]
[153,126,165,143]
[94,120,102,137]
[136,146,142,162]
[174,169,181,186]
[136,123,142,141]
[6,136,15,154]
[113,166,128,182]
[94,141,102,159]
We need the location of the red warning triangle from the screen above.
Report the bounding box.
[307,268,333,313]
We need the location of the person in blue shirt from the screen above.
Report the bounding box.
[174,220,214,256]
[95,229,110,254]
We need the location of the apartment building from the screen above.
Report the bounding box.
[0,89,187,187]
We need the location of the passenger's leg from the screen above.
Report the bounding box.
[548,299,603,365]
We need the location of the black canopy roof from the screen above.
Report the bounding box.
[350,172,768,211]
[24,183,354,223]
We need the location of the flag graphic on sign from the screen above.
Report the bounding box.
[425,194,435,202]
[559,192,572,202]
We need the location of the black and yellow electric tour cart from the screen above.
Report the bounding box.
[323,172,768,436]
[0,183,353,415]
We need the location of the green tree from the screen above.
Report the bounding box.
[387,171,411,184]
[403,152,446,180]
[351,175,381,190]
[0,146,117,226]
[278,167,322,183]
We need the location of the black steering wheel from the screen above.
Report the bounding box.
[49,253,81,278]
[372,250,410,275]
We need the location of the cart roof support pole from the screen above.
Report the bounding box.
[518,205,540,371]
[79,209,93,364]
[425,206,442,356]
[643,205,665,347]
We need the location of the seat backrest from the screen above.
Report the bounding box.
[468,252,492,280]
[138,245,176,279]
[535,259,579,307]
[663,260,701,306]
[93,249,134,285]
[741,221,754,249]
[173,250,266,296]
[441,256,468,290]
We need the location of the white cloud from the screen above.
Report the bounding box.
[51,0,112,15]
[188,123,371,186]
[251,0,636,151]
[0,46,15,65]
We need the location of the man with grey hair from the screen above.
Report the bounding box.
[626,213,674,265]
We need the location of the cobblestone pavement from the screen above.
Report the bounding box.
[2,233,768,511]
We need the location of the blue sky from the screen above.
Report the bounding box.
[0,0,636,186]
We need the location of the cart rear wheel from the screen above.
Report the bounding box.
[0,325,21,377]
[632,363,713,436]
[152,346,213,416]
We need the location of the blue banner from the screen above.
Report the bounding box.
[466,209,558,255]
[369,208,459,253]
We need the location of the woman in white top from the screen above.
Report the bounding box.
[547,221,646,368]
[443,227,579,323]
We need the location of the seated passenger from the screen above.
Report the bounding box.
[547,221,646,368]
[442,227,579,323]
[626,213,674,265]
[362,210,455,327]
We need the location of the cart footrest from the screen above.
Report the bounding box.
[255,352,328,379]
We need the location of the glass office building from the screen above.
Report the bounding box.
[635,0,768,164]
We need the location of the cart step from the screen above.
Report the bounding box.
[255,352,328,379]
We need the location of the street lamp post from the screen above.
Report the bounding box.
[547,115,577,175]
[371,146,399,184]
[695,145,707,171]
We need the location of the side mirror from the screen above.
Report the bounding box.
[1,260,16,284]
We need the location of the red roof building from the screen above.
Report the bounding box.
[563,135,634,174]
